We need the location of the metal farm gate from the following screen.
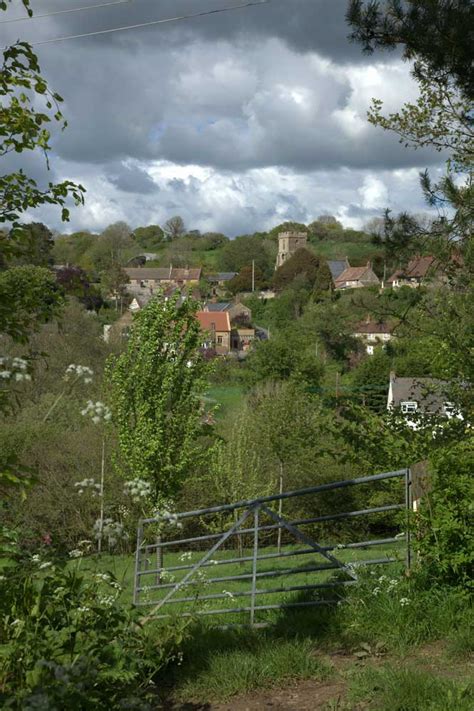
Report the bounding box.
[134,468,412,625]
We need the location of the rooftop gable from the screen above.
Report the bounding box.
[196,310,231,333]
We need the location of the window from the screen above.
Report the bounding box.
[217,336,223,345]
[366,345,374,355]
[442,402,456,417]
[401,401,418,414]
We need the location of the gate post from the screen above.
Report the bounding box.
[250,505,259,626]
[133,522,143,605]
[405,468,412,571]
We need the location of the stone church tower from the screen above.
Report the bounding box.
[276,231,308,269]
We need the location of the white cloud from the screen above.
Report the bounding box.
[358,175,389,210]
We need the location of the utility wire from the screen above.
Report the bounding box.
[32,0,270,46]
[0,0,134,25]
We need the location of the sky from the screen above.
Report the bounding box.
[1,0,445,236]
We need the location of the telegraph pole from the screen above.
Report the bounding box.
[252,259,255,292]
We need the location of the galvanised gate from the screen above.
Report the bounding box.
[134,468,412,625]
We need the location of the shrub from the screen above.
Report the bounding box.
[414,438,474,588]
[0,546,188,709]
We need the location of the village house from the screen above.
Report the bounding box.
[387,372,460,427]
[353,318,393,355]
[203,301,252,323]
[334,262,380,290]
[196,310,231,355]
[275,231,308,269]
[231,328,256,352]
[207,272,238,295]
[124,266,202,299]
[327,258,350,287]
[387,255,438,288]
[203,302,255,353]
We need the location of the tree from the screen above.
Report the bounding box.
[218,234,276,277]
[133,224,164,249]
[273,248,320,291]
[346,0,474,100]
[227,264,265,295]
[0,266,63,343]
[10,222,54,267]
[244,332,323,389]
[163,215,186,240]
[100,262,129,310]
[55,265,103,311]
[0,41,85,246]
[313,258,333,297]
[0,7,85,342]
[90,222,134,271]
[106,293,211,501]
[267,221,309,241]
[367,63,473,173]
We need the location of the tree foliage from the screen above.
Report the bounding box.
[106,294,211,501]
[9,222,54,267]
[227,264,265,294]
[273,248,319,291]
[0,266,63,342]
[346,0,474,100]
[0,41,85,241]
[163,215,186,240]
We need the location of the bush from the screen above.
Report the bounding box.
[414,438,474,587]
[0,546,188,709]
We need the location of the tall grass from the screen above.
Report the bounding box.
[348,667,474,711]
[173,634,331,701]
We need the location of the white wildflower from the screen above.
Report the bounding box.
[69,549,83,559]
[39,561,52,570]
[400,597,410,607]
[31,554,41,564]
[81,400,111,425]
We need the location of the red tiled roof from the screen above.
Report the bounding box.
[196,311,231,332]
[388,256,437,283]
[335,265,369,284]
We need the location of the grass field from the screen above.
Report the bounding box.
[81,538,405,625]
[74,539,472,708]
[204,384,245,420]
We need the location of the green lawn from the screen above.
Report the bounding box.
[83,538,405,628]
[204,384,245,420]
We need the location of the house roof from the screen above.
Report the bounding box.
[354,320,393,335]
[207,272,237,282]
[335,264,379,286]
[389,375,449,413]
[196,311,231,332]
[387,256,437,283]
[204,302,232,312]
[328,259,349,280]
[124,267,201,281]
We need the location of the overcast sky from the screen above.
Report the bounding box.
[2,0,444,235]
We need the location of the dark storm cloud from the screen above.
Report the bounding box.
[0,0,439,234]
[106,162,158,193]
[4,1,369,62]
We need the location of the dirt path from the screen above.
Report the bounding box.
[212,677,347,710]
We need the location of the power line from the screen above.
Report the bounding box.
[0,0,135,25]
[32,0,270,46]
